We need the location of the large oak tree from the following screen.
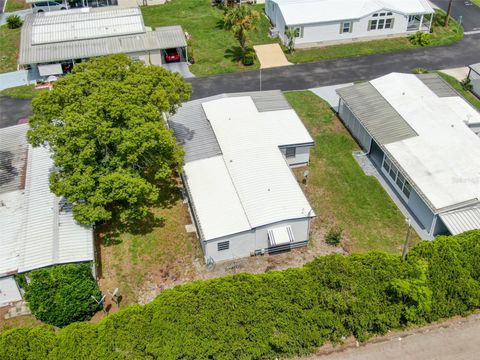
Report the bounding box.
[28,55,191,225]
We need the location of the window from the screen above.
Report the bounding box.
[386,12,392,15]
[403,181,412,198]
[294,27,304,38]
[369,18,394,30]
[217,241,229,251]
[341,21,352,33]
[373,13,379,17]
[285,147,296,158]
[379,12,386,16]
[383,156,412,199]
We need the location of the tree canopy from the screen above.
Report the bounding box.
[20,263,102,327]
[28,55,192,225]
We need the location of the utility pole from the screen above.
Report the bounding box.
[402,218,412,261]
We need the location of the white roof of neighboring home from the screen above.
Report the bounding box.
[182,96,314,241]
[0,125,93,277]
[370,73,480,211]
[272,0,433,25]
[0,277,22,307]
[31,7,144,45]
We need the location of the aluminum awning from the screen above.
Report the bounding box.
[439,206,480,235]
[268,226,295,246]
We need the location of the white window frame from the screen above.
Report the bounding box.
[341,21,352,34]
[382,156,412,200]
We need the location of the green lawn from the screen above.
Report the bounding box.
[287,10,463,64]
[0,84,46,98]
[142,0,275,76]
[4,0,29,12]
[473,0,480,7]
[0,25,21,73]
[437,71,480,111]
[285,91,418,253]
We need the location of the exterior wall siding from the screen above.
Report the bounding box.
[406,188,435,232]
[469,69,480,98]
[265,4,419,46]
[204,217,311,262]
[338,99,372,152]
[279,144,312,166]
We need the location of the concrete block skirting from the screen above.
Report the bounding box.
[295,32,415,49]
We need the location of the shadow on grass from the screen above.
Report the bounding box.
[96,181,183,248]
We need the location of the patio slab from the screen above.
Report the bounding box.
[310,83,353,110]
[253,44,291,69]
[440,67,470,81]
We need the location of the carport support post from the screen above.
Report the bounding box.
[402,218,412,261]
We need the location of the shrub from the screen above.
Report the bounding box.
[242,51,255,66]
[325,226,343,246]
[409,31,432,46]
[2,231,480,359]
[412,67,429,74]
[461,78,473,92]
[23,263,102,327]
[6,15,22,29]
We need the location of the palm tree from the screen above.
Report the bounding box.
[285,27,299,53]
[444,0,453,27]
[223,5,260,59]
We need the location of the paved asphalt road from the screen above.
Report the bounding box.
[304,315,480,360]
[189,33,480,99]
[432,0,480,32]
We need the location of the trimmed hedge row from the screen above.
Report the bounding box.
[1,231,480,359]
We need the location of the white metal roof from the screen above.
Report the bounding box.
[0,125,93,277]
[271,0,433,25]
[439,207,480,235]
[31,7,145,45]
[183,96,314,241]
[371,73,480,212]
[470,63,480,74]
[183,156,251,240]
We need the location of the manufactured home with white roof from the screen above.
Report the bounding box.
[265,0,434,47]
[169,91,315,263]
[337,73,480,238]
[19,7,188,78]
[0,124,94,307]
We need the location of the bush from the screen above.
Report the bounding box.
[325,226,343,246]
[412,67,429,74]
[6,15,22,29]
[461,78,473,92]
[2,231,480,359]
[409,31,432,46]
[242,51,255,66]
[23,263,102,327]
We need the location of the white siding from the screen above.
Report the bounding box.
[279,144,312,166]
[204,217,311,262]
[470,69,480,98]
[339,99,372,152]
[278,11,409,45]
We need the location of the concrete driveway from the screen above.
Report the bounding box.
[0,96,32,129]
[253,44,292,69]
[431,0,480,32]
[162,62,195,78]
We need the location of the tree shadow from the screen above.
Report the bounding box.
[224,46,244,63]
[216,18,226,30]
[96,181,183,247]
